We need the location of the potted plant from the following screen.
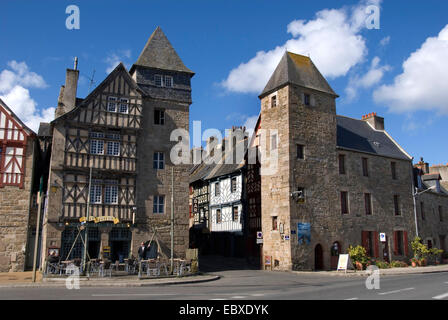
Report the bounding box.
[411,236,430,267]
[410,257,419,268]
[348,245,369,271]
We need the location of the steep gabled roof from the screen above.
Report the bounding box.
[52,62,143,123]
[260,51,337,98]
[336,115,411,160]
[0,98,35,136]
[132,27,194,74]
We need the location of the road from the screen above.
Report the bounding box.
[1,269,448,300]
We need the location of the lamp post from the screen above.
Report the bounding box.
[412,185,436,238]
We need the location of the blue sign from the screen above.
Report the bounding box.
[297,223,311,245]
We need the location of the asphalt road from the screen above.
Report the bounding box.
[1,270,448,300]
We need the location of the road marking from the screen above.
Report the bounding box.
[92,293,176,297]
[250,293,265,297]
[345,298,358,300]
[433,292,448,300]
[231,296,246,299]
[378,288,415,296]
[210,298,227,300]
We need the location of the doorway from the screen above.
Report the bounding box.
[109,228,131,263]
[330,241,341,270]
[315,244,324,270]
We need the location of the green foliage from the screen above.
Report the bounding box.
[411,237,430,260]
[348,245,369,265]
[375,260,390,269]
[389,260,408,268]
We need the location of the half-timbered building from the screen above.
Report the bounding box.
[0,98,39,272]
[41,26,193,264]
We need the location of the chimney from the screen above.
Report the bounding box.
[415,157,430,174]
[362,112,384,131]
[55,58,79,117]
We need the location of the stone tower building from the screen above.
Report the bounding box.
[41,27,193,265]
[258,52,417,271]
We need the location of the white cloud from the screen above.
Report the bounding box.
[345,56,390,101]
[221,0,381,94]
[374,24,448,114]
[380,36,391,46]
[0,61,53,132]
[105,50,131,73]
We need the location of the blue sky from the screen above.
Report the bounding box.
[1,0,447,166]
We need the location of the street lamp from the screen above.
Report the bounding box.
[412,185,436,238]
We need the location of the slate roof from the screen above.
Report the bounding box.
[133,27,194,74]
[336,115,411,160]
[38,122,51,137]
[260,52,337,98]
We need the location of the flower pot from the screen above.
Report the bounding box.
[411,261,417,268]
[355,261,363,271]
[420,259,427,267]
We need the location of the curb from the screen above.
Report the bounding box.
[0,275,220,288]
[291,267,448,277]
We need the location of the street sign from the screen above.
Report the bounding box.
[380,233,386,242]
[256,231,263,239]
[256,239,263,244]
[284,235,290,241]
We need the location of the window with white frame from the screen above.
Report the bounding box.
[164,76,173,87]
[107,96,117,112]
[119,98,128,113]
[153,195,165,214]
[90,139,104,155]
[215,182,220,196]
[106,141,120,156]
[154,74,163,87]
[153,152,164,169]
[90,181,102,204]
[104,180,118,204]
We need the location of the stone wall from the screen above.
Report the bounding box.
[0,138,35,272]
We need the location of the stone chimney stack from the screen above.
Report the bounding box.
[55,58,79,118]
[362,112,384,131]
[415,157,430,174]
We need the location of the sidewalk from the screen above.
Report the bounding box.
[292,264,448,277]
[0,272,219,288]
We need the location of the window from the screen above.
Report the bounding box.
[271,95,277,108]
[362,157,369,177]
[420,201,425,220]
[106,141,120,156]
[107,96,117,112]
[154,74,163,87]
[364,193,372,215]
[153,195,165,214]
[104,180,118,204]
[304,93,311,106]
[339,154,346,174]
[440,206,444,222]
[90,139,104,155]
[391,162,397,180]
[119,98,128,113]
[341,191,349,214]
[153,152,164,170]
[231,177,237,193]
[272,216,278,231]
[233,206,239,222]
[215,182,220,196]
[90,183,102,204]
[154,109,165,125]
[439,235,446,252]
[394,195,401,216]
[271,134,277,150]
[164,76,173,88]
[216,209,222,223]
[297,144,304,160]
